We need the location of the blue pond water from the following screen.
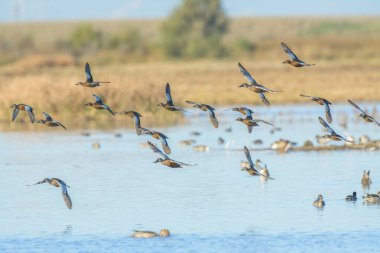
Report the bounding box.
[1,104,379,252]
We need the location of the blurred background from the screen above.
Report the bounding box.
[0,0,379,129]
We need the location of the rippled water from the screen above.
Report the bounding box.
[1,104,379,252]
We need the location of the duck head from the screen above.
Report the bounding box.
[157,102,165,107]
[236,117,244,122]
[238,83,249,88]
[154,158,164,163]
[74,82,83,86]
[282,60,292,64]
[10,104,16,108]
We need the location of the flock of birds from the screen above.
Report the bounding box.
[8,42,380,236]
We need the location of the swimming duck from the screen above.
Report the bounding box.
[84,94,114,115]
[300,94,332,123]
[348,99,380,127]
[313,194,325,208]
[269,127,282,134]
[140,128,171,154]
[318,117,354,143]
[236,117,274,133]
[345,192,357,201]
[157,83,186,112]
[281,42,315,67]
[118,111,143,135]
[179,139,196,146]
[10,104,35,123]
[237,62,282,106]
[241,146,264,176]
[28,178,72,209]
[186,101,218,128]
[362,193,380,204]
[36,112,66,130]
[148,141,195,168]
[75,62,110,88]
[361,170,372,188]
[131,229,170,238]
[192,145,210,152]
[271,139,296,153]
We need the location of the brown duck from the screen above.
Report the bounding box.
[281,42,315,67]
[318,117,354,143]
[118,111,143,135]
[85,94,114,115]
[241,146,265,176]
[348,99,380,127]
[237,62,282,106]
[75,62,110,88]
[147,141,196,168]
[157,83,186,112]
[236,117,274,133]
[36,112,66,130]
[186,101,218,128]
[10,104,35,123]
[140,128,171,154]
[229,107,255,133]
[300,94,332,123]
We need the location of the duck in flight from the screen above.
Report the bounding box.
[28,178,72,209]
[186,101,218,128]
[157,83,186,112]
[318,117,354,143]
[75,62,110,88]
[36,112,66,130]
[228,107,255,133]
[147,141,196,168]
[118,111,143,135]
[10,104,35,123]
[300,94,332,123]
[281,42,315,67]
[140,128,171,154]
[85,94,114,115]
[236,116,274,133]
[348,99,380,127]
[237,62,282,106]
[241,146,265,176]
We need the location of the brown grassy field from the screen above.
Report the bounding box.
[1,17,380,130]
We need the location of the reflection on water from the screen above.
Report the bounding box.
[0,104,379,251]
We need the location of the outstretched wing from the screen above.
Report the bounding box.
[348,99,366,114]
[318,116,335,134]
[133,115,142,134]
[300,94,314,99]
[281,42,300,61]
[185,100,198,105]
[43,112,53,121]
[92,94,103,104]
[207,108,219,128]
[259,93,270,106]
[253,119,274,126]
[57,180,72,209]
[176,161,197,166]
[85,63,93,82]
[238,62,257,84]
[243,146,254,168]
[104,105,114,115]
[324,103,332,124]
[243,108,254,118]
[159,136,171,155]
[12,107,20,122]
[165,83,173,105]
[25,106,35,123]
[56,121,67,130]
[147,141,169,159]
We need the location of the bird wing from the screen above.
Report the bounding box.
[348,99,366,114]
[25,106,35,123]
[238,62,257,84]
[133,115,141,132]
[85,62,93,82]
[243,146,254,168]
[243,108,254,118]
[12,107,20,122]
[56,121,67,130]
[318,116,335,134]
[104,105,114,115]
[259,93,270,106]
[92,94,103,104]
[281,42,300,61]
[300,94,314,99]
[185,100,198,105]
[159,136,171,155]
[56,180,72,209]
[247,125,253,134]
[165,83,174,105]
[207,108,219,128]
[43,112,53,121]
[253,119,274,126]
[324,103,332,124]
[176,160,197,166]
[147,141,169,159]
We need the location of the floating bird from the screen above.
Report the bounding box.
[361,170,372,188]
[192,145,210,152]
[10,104,35,123]
[318,117,354,143]
[300,94,332,123]
[348,99,380,127]
[36,112,66,130]
[281,42,315,67]
[313,194,325,208]
[237,62,282,106]
[140,128,171,154]
[179,139,196,146]
[147,141,195,168]
[75,62,110,88]
[345,192,357,201]
[270,127,282,134]
[241,146,264,176]
[118,111,143,135]
[131,229,170,238]
[28,178,72,209]
[157,83,186,112]
[236,117,274,134]
[186,101,218,128]
[362,192,380,205]
[85,94,114,115]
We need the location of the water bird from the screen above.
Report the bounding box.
[226,107,254,116]
[192,145,210,152]
[157,83,186,112]
[281,42,315,67]
[186,101,218,128]
[236,117,274,133]
[75,62,110,88]
[179,139,196,146]
[318,117,354,143]
[118,111,143,135]
[10,104,35,123]
[218,137,225,145]
[300,94,332,123]
[131,229,170,238]
[140,128,171,154]
[313,194,325,208]
[345,192,357,201]
[270,127,282,134]
[237,62,282,106]
[36,112,66,130]
[147,141,195,168]
[362,192,380,205]
[84,94,114,115]
[241,146,264,176]
[229,107,255,133]
[271,139,296,153]
[258,161,274,180]
[348,99,380,127]
[92,142,101,149]
[28,178,72,209]
[361,170,372,188]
